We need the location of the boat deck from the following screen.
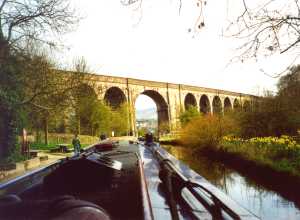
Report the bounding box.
[0,140,143,220]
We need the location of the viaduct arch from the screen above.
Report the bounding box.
[104,86,126,108]
[184,93,197,110]
[224,97,232,112]
[139,90,170,134]
[200,94,211,114]
[80,73,256,135]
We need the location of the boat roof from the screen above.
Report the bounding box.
[140,143,259,220]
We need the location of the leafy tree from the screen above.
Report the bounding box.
[72,83,97,135]
[277,65,300,131]
[237,67,300,137]
[0,0,79,159]
[65,57,95,136]
[277,65,300,110]
[91,101,113,137]
[18,53,92,145]
[72,89,130,137]
[237,108,296,138]
[111,103,130,136]
[179,106,200,126]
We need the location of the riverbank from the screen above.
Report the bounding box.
[159,134,181,145]
[160,136,300,187]
[159,139,181,145]
[0,152,66,183]
[219,136,300,178]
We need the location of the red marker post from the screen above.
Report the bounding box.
[21,128,29,156]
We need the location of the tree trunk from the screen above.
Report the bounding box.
[44,116,49,145]
[77,116,81,135]
[0,107,17,159]
[0,111,5,159]
[0,39,9,63]
[36,128,41,143]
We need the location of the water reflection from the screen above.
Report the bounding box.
[164,145,300,220]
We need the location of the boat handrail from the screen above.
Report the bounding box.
[149,144,246,220]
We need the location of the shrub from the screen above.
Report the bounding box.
[158,122,170,136]
[180,114,239,150]
[137,127,146,137]
[2,145,28,164]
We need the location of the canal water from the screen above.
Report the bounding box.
[163,145,300,220]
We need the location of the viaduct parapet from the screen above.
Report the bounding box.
[80,73,256,135]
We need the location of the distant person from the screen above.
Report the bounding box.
[100,133,106,141]
[72,134,81,156]
[145,131,154,146]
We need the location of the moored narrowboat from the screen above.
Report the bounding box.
[0,140,259,220]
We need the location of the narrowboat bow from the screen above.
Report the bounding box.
[0,140,259,220]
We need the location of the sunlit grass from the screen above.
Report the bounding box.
[28,133,98,151]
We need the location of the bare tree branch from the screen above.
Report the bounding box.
[259,54,300,78]
[121,0,207,32]
[226,0,300,70]
[280,38,300,53]
[0,0,8,13]
[0,0,79,58]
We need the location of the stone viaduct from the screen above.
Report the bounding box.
[84,73,257,135]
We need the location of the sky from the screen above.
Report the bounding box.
[56,0,298,109]
[135,94,156,111]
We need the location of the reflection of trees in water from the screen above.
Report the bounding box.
[166,146,235,190]
[165,145,299,212]
[238,176,298,218]
[238,169,300,210]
